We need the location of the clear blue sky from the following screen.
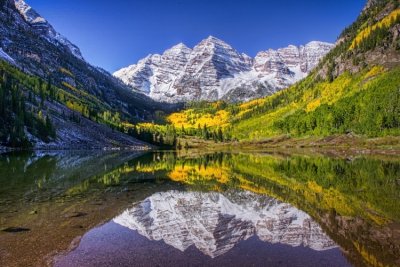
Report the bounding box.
[27,0,366,72]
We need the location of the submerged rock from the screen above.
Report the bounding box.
[2,227,31,233]
[65,212,88,218]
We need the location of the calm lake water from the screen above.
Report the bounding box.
[0,151,399,267]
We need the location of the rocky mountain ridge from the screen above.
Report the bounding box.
[114,37,334,103]
[317,0,400,80]
[0,0,167,148]
[0,0,160,117]
[14,0,84,60]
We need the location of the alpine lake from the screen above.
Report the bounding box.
[0,150,399,267]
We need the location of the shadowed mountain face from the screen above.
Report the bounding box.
[0,0,159,117]
[0,0,180,148]
[114,190,337,258]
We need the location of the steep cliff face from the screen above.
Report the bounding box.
[254,41,333,76]
[0,0,158,117]
[317,0,400,80]
[114,190,337,258]
[14,0,83,60]
[114,37,333,103]
[0,0,159,148]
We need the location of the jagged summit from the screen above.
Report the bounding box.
[205,35,221,41]
[14,0,45,24]
[200,35,232,47]
[167,42,191,52]
[164,43,192,58]
[114,37,334,103]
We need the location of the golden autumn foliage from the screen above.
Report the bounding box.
[59,67,74,77]
[62,81,77,92]
[304,72,354,112]
[62,81,103,105]
[305,99,321,112]
[167,109,230,129]
[352,242,387,267]
[350,9,400,50]
[66,100,86,115]
[168,164,230,184]
[121,121,135,129]
[365,65,385,79]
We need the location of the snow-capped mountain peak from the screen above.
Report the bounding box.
[14,0,46,24]
[114,37,334,103]
[165,42,192,54]
[13,0,84,60]
[199,35,232,48]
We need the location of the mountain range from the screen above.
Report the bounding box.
[114,37,333,103]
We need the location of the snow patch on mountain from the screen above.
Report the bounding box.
[114,190,337,258]
[0,47,15,64]
[114,36,334,103]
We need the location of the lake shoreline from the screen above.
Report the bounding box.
[1,134,399,158]
[179,134,400,156]
[0,146,155,154]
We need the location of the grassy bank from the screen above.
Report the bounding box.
[178,134,400,156]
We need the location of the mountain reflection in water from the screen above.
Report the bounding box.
[1,151,399,267]
[114,190,337,258]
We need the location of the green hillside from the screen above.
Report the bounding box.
[231,67,400,140]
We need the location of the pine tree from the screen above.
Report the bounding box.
[172,135,177,148]
[218,128,224,142]
[202,124,208,139]
[0,84,4,116]
[39,82,45,107]
[46,77,55,100]
[45,116,55,138]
